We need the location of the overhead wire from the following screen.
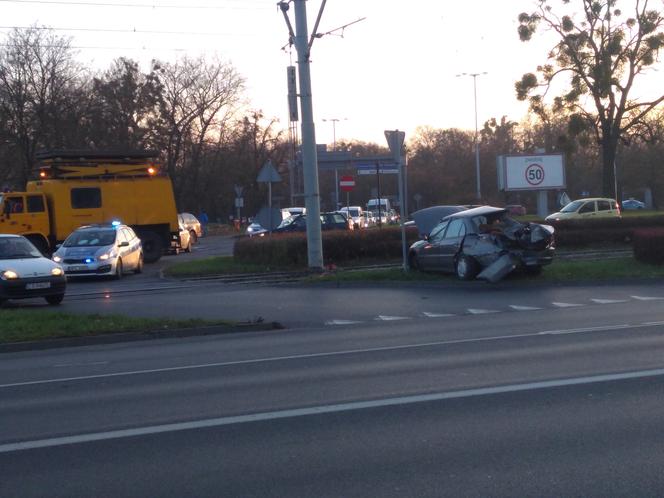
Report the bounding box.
[0,0,262,9]
[0,25,253,37]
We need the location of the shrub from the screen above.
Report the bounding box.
[633,228,664,265]
[233,227,419,268]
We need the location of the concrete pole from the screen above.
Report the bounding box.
[472,75,481,202]
[294,0,323,269]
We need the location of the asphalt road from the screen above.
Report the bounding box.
[3,292,664,496]
[3,236,664,496]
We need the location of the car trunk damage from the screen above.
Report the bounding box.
[463,216,555,282]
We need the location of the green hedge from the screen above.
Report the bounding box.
[233,215,664,267]
[234,227,419,267]
[546,216,664,247]
[633,228,664,265]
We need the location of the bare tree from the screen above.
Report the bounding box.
[0,27,83,186]
[151,55,245,202]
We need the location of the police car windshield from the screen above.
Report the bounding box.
[64,229,117,247]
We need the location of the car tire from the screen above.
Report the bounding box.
[408,252,420,271]
[455,254,479,281]
[139,231,163,264]
[114,259,123,280]
[45,294,64,305]
[134,254,144,274]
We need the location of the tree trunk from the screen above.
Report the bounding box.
[600,134,617,199]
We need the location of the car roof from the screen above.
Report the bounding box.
[443,205,507,220]
[573,197,616,202]
[76,223,126,230]
[0,234,22,239]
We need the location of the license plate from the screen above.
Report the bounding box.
[68,265,87,271]
[26,282,50,290]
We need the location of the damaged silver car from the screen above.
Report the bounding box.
[408,206,555,282]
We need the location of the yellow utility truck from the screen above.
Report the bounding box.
[0,149,180,263]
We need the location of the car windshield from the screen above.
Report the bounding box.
[0,237,42,258]
[560,200,585,213]
[64,229,117,247]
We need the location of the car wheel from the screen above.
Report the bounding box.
[139,231,163,264]
[190,231,198,244]
[455,254,479,281]
[45,294,64,305]
[408,252,420,271]
[114,259,123,280]
[134,254,144,274]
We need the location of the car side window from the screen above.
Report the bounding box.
[428,221,449,243]
[443,219,465,239]
[597,200,610,211]
[579,202,595,214]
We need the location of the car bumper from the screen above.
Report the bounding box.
[520,248,555,267]
[61,261,117,276]
[0,275,67,300]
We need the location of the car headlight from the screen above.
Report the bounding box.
[52,255,62,263]
[1,270,18,280]
[98,253,110,261]
[51,267,64,276]
[247,227,254,232]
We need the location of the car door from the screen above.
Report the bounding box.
[122,227,140,268]
[417,221,449,270]
[577,200,597,218]
[437,219,467,272]
[596,199,614,218]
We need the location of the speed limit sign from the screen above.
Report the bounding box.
[525,164,545,186]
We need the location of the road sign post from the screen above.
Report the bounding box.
[385,130,407,271]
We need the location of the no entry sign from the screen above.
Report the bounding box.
[339,175,355,192]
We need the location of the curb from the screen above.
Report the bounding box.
[0,321,284,354]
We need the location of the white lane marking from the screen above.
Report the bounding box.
[632,295,664,301]
[467,308,500,315]
[509,305,543,311]
[422,312,455,318]
[325,320,363,326]
[552,302,585,308]
[375,315,410,321]
[5,366,664,454]
[4,321,664,390]
[591,299,628,304]
[53,362,110,368]
[539,324,630,335]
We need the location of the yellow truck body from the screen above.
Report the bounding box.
[0,150,179,263]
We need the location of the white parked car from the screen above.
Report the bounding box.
[0,234,66,306]
[52,223,143,279]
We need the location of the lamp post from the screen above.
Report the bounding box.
[457,72,487,202]
[322,117,347,209]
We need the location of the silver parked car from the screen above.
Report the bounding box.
[52,223,144,279]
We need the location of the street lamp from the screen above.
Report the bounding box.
[457,72,487,202]
[322,117,347,209]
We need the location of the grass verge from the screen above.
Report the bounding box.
[163,256,287,277]
[0,310,233,344]
[313,257,664,283]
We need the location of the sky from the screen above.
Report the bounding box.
[1,0,663,148]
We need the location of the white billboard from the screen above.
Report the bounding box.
[500,154,565,191]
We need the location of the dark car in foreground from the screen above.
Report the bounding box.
[0,234,66,305]
[408,206,555,282]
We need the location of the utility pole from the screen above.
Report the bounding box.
[281,0,323,270]
[457,72,487,202]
